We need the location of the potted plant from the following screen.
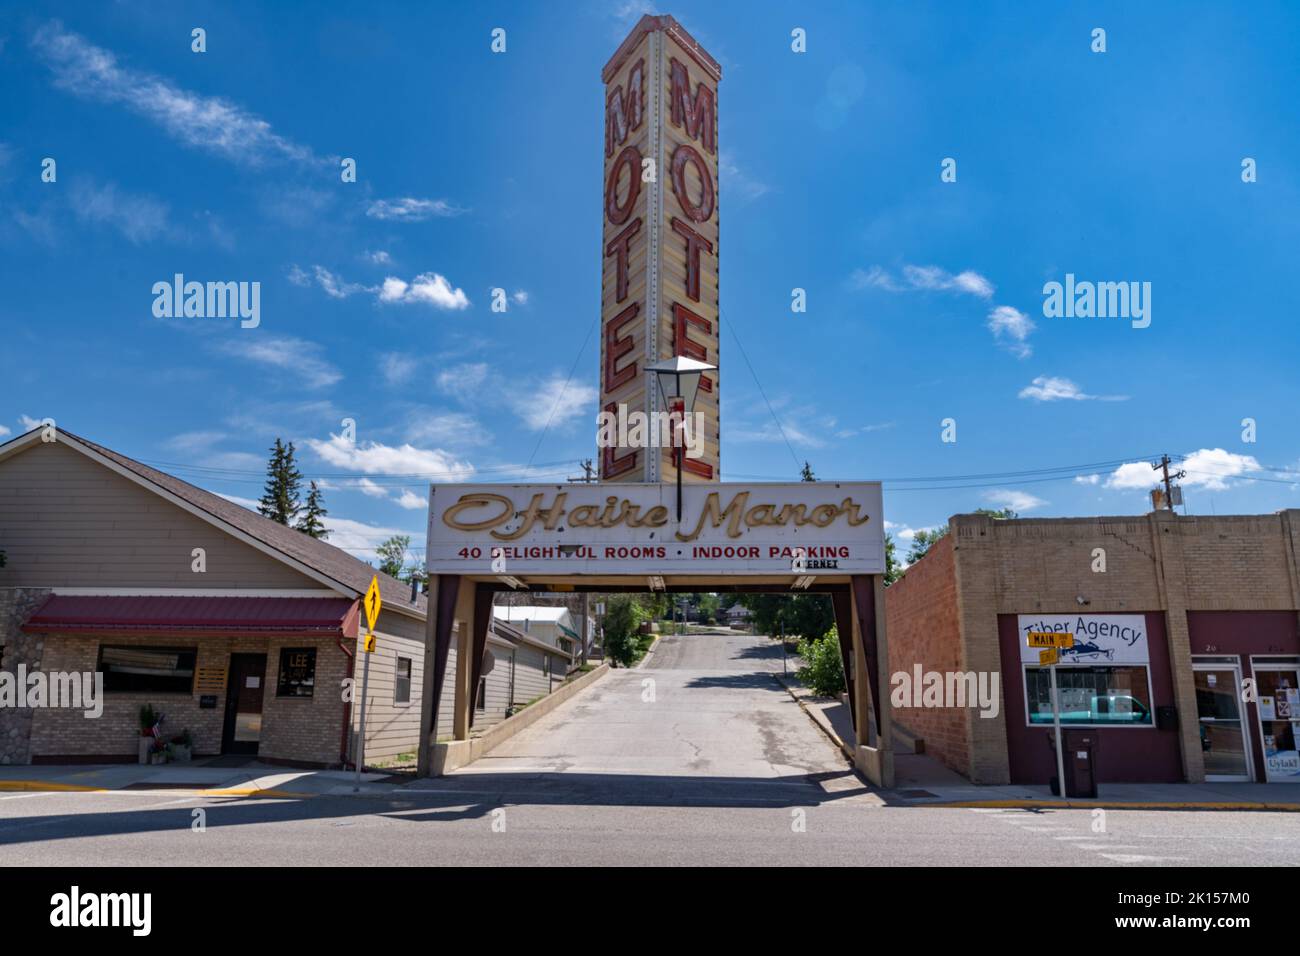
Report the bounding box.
[138,704,160,765]
[165,729,194,763]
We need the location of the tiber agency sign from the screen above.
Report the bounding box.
[426,482,884,576]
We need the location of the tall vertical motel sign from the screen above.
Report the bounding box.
[600,15,721,484]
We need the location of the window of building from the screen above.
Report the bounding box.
[276,647,317,698]
[97,645,198,694]
[1024,665,1153,726]
[476,676,487,711]
[395,656,412,704]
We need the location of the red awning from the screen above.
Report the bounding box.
[22,595,361,637]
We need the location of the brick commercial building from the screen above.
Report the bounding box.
[887,509,1300,787]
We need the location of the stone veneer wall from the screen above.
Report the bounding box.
[0,588,52,765]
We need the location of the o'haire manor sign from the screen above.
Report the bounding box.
[426,483,885,575]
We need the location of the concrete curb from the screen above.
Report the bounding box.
[635,633,662,668]
[430,663,611,774]
[774,675,855,765]
[916,798,1300,812]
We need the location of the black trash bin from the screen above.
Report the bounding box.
[1048,730,1099,798]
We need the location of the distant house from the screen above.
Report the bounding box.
[726,604,753,629]
[475,617,575,724]
[492,605,593,667]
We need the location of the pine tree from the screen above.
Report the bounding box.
[800,461,816,481]
[295,481,328,538]
[258,438,303,526]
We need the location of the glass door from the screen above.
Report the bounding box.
[1193,661,1251,781]
[1252,661,1300,782]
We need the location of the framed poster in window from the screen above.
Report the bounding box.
[276,647,317,698]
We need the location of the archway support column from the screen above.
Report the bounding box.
[850,574,894,788]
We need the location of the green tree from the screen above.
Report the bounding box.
[295,481,329,538]
[796,625,845,696]
[603,594,646,667]
[697,592,720,625]
[258,438,303,526]
[884,532,901,586]
[903,508,1016,567]
[738,593,833,641]
[800,461,816,481]
[905,524,949,565]
[376,535,410,579]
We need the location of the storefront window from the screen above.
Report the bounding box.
[98,645,198,694]
[276,647,316,698]
[1025,665,1153,725]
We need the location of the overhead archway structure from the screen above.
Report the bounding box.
[417,481,894,787]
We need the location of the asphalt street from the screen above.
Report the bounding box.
[1,632,1297,866]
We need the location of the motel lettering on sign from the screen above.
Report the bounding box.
[600,15,721,484]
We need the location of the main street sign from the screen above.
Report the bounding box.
[600,15,722,484]
[426,482,884,576]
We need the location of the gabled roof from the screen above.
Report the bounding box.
[0,427,425,619]
[493,605,570,624]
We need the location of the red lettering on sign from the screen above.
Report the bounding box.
[601,402,639,479]
[605,218,642,304]
[670,144,714,223]
[671,218,712,302]
[669,57,715,154]
[605,302,639,392]
[606,145,642,225]
[605,58,644,157]
[671,302,712,394]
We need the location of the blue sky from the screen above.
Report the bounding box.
[2,1,1298,565]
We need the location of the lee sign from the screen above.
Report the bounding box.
[426,482,885,575]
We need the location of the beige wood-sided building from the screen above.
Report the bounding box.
[0,427,568,768]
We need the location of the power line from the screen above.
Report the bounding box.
[523,312,600,469]
[719,312,802,472]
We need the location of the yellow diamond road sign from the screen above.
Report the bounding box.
[1027,631,1074,650]
[363,575,382,633]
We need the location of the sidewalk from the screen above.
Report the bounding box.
[0,757,402,799]
[775,675,1300,811]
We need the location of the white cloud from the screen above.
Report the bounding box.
[982,489,1046,513]
[19,415,44,431]
[1018,375,1128,402]
[366,198,467,221]
[0,424,10,438]
[378,273,470,310]
[851,264,993,299]
[987,305,1035,359]
[1074,474,1101,485]
[511,375,598,430]
[406,410,490,447]
[437,362,490,394]
[355,477,389,498]
[1105,448,1261,492]
[32,22,315,167]
[320,516,422,563]
[364,250,391,265]
[719,152,770,202]
[305,434,475,481]
[311,265,368,299]
[395,489,427,510]
[379,353,419,386]
[70,179,169,243]
[213,336,342,389]
[511,290,530,306]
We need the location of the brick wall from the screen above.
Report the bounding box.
[28,632,348,767]
[884,536,972,777]
[948,509,1300,785]
[0,588,52,765]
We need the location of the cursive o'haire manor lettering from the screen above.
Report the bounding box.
[442,491,872,543]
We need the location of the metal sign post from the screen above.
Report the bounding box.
[355,576,382,792]
[1028,632,1072,800]
[1049,662,1067,800]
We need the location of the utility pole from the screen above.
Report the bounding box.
[567,460,596,666]
[1152,454,1186,511]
